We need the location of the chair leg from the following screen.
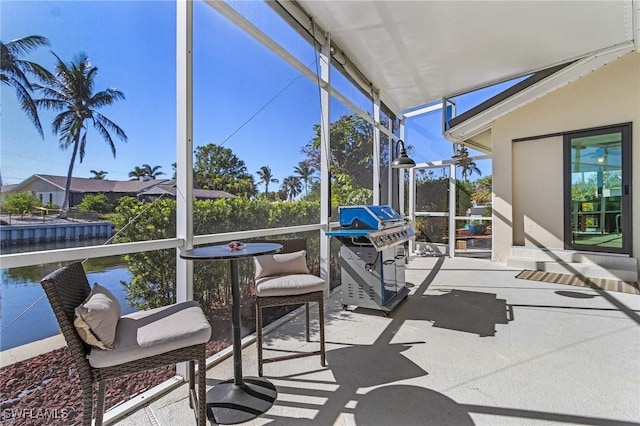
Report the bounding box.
[256,302,264,377]
[319,297,326,367]
[81,381,93,426]
[95,381,106,426]
[198,355,207,426]
[189,360,195,409]
[305,302,311,342]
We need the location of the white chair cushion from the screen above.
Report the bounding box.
[88,300,211,368]
[254,250,310,279]
[256,274,326,297]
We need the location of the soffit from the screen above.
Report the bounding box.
[296,1,634,114]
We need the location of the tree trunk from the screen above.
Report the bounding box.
[60,136,80,216]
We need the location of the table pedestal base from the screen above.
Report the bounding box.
[206,376,277,424]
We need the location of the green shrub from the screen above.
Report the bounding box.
[113,197,321,311]
[1,191,41,217]
[78,193,111,213]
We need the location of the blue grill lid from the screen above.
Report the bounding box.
[338,205,402,230]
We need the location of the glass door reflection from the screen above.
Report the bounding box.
[567,126,628,253]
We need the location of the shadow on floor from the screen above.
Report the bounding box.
[356,385,474,425]
[395,288,511,337]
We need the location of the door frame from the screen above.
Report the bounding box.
[563,122,632,255]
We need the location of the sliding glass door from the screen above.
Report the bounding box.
[564,123,632,254]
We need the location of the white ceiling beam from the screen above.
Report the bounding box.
[403,103,442,119]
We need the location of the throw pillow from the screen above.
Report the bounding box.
[74,283,121,350]
[254,250,310,279]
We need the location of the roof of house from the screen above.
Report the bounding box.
[0,184,19,194]
[8,174,169,194]
[138,181,236,199]
[5,174,236,200]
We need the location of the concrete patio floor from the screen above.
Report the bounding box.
[115,255,640,426]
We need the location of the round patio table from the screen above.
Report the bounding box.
[180,242,282,424]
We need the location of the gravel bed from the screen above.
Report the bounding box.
[0,340,229,425]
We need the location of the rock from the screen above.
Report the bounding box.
[1,336,243,424]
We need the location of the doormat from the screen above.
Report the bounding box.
[515,270,640,295]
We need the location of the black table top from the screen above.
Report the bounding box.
[179,242,283,261]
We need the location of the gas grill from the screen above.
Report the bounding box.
[328,205,415,250]
[326,205,415,313]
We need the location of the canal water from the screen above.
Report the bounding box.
[1,240,137,351]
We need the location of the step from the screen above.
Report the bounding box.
[510,246,637,268]
[507,257,638,283]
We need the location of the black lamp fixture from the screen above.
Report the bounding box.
[391,139,416,169]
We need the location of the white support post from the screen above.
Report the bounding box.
[176,0,194,303]
[407,138,416,255]
[449,162,457,258]
[176,0,194,378]
[372,91,381,205]
[319,32,331,292]
[387,118,394,208]
[398,120,406,216]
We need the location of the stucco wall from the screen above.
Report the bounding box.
[512,136,564,248]
[19,180,65,207]
[492,51,639,263]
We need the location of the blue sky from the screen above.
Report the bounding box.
[1,1,495,187]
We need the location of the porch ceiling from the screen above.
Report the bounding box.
[295,1,636,114]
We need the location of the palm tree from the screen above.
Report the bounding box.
[129,166,147,180]
[1,35,53,137]
[281,176,302,201]
[293,161,316,196]
[257,165,279,193]
[129,164,164,180]
[35,52,127,214]
[453,145,482,181]
[461,160,481,181]
[89,170,108,180]
[141,164,165,179]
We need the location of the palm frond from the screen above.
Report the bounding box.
[50,110,75,134]
[90,88,126,108]
[18,59,54,81]
[94,112,127,143]
[12,79,44,137]
[1,60,32,89]
[3,35,49,56]
[92,118,117,157]
[34,96,68,110]
[1,36,51,138]
[79,132,88,162]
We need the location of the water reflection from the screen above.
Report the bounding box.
[1,239,132,351]
[1,237,110,255]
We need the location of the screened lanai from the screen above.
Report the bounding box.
[1,1,638,424]
[4,0,636,264]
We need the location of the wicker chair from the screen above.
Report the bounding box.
[254,238,327,376]
[40,262,210,426]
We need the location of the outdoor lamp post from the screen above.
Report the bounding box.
[391,139,416,169]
